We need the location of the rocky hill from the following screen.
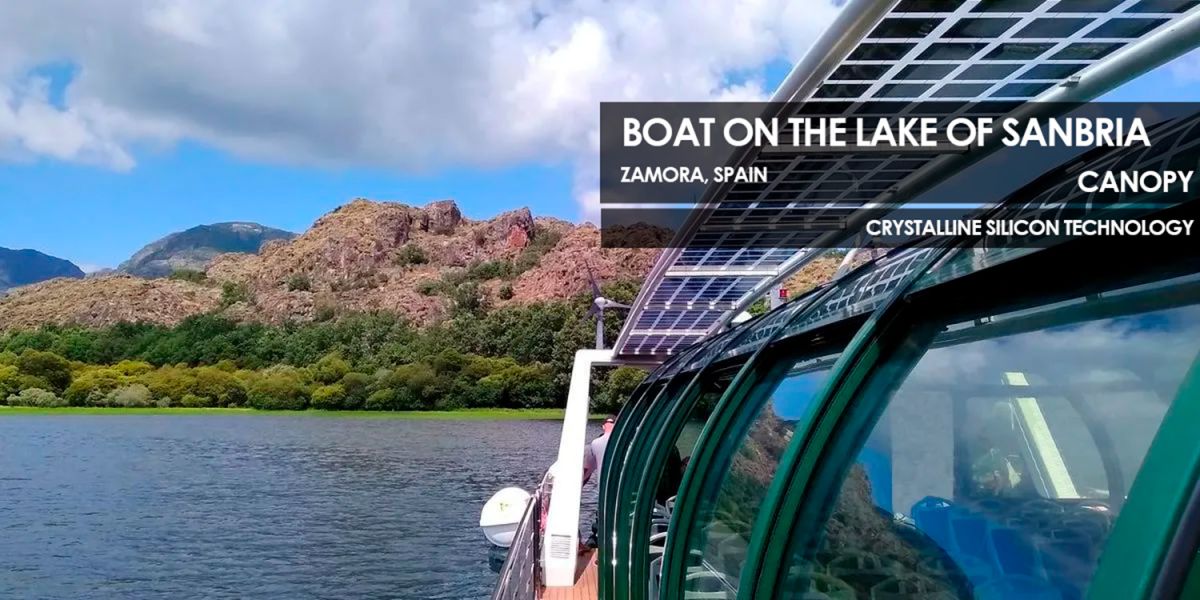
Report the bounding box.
[0,199,659,329]
[0,275,221,329]
[0,248,85,293]
[119,222,295,278]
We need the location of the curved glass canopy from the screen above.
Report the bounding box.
[760,273,1200,600]
[619,296,829,600]
[603,342,721,599]
[656,245,945,599]
[609,197,1200,600]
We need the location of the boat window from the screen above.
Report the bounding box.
[776,300,1200,600]
[1179,551,1200,599]
[604,379,663,487]
[635,363,743,600]
[614,368,696,506]
[620,332,751,597]
[599,379,663,581]
[680,353,839,598]
[670,366,739,497]
[611,353,715,594]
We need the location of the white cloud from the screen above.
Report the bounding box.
[1169,48,1200,83]
[0,0,841,218]
[0,74,134,169]
[75,262,111,275]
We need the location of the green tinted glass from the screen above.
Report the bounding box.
[679,354,839,598]
[614,349,711,600]
[776,294,1200,600]
[600,379,663,597]
[636,363,742,600]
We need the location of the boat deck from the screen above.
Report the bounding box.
[541,551,598,600]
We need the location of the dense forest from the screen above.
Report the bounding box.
[0,282,646,413]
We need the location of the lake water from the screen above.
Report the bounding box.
[0,415,599,599]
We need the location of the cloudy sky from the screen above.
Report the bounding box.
[0,0,1198,270]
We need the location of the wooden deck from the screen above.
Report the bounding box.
[541,551,598,600]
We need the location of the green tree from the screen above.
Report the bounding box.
[213,359,238,372]
[105,384,154,408]
[393,244,428,267]
[747,297,768,316]
[50,329,102,363]
[312,352,351,385]
[3,329,56,352]
[512,229,563,274]
[593,366,647,413]
[221,281,251,307]
[339,372,371,410]
[310,384,346,410]
[140,365,199,404]
[193,366,247,407]
[365,388,397,411]
[314,302,337,322]
[0,283,644,412]
[376,363,442,410]
[114,360,154,376]
[7,387,66,407]
[416,279,441,296]
[465,259,512,281]
[451,282,489,316]
[65,368,129,406]
[247,367,310,410]
[461,377,503,408]
[180,393,215,408]
[16,349,72,393]
[0,365,22,401]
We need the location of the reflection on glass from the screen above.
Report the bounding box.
[682,359,836,598]
[780,302,1200,600]
[644,371,735,600]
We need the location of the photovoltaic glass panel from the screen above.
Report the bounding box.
[612,0,1200,359]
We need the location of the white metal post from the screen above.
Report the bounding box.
[542,349,612,587]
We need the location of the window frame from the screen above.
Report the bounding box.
[599,371,673,598]
[621,297,825,600]
[607,344,709,599]
[613,334,740,600]
[658,265,889,599]
[1094,349,1200,599]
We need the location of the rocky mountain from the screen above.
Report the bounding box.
[0,248,85,293]
[0,199,659,329]
[119,222,295,278]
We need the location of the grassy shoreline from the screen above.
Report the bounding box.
[0,406,577,420]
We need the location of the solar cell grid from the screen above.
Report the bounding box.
[612,0,1200,358]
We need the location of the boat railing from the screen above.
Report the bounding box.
[491,477,548,600]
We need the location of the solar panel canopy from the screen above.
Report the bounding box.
[611,0,1200,359]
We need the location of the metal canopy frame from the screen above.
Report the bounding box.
[612,0,1200,360]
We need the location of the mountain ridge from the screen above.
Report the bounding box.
[0,199,658,329]
[119,221,296,278]
[0,247,85,293]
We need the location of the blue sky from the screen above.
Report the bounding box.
[0,55,797,271]
[0,2,1197,271]
[0,145,575,270]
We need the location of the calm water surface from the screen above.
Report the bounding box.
[0,415,598,599]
